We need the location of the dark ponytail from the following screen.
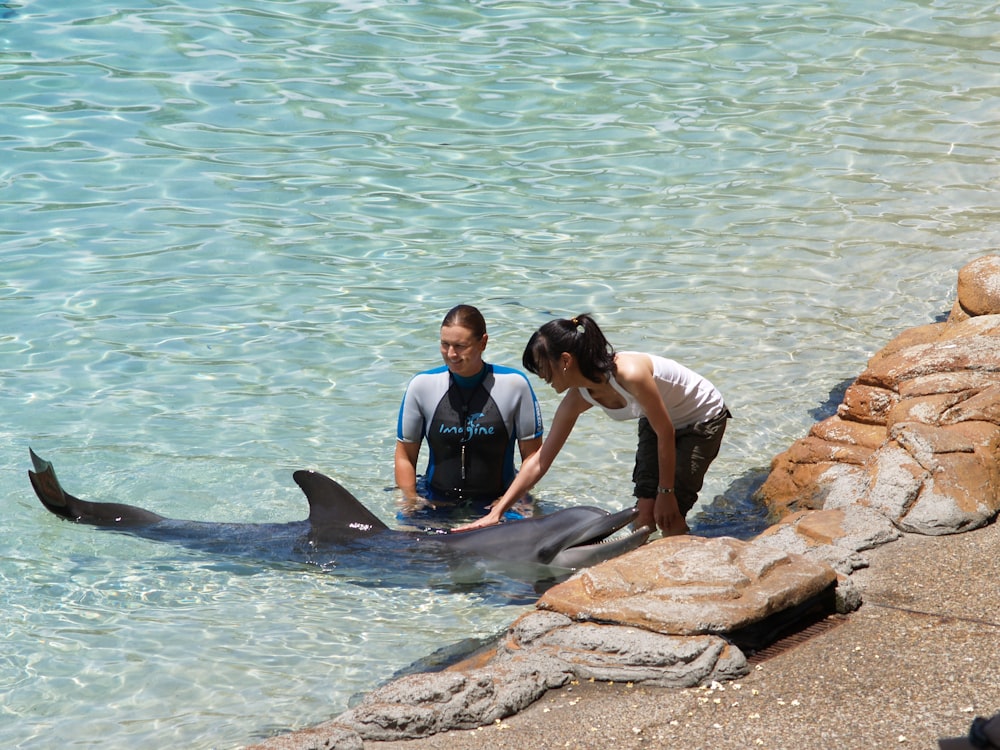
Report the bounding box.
[522,313,615,384]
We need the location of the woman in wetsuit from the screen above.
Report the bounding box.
[394,305,544,522]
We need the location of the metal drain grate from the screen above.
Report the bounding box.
[746,614,847,664]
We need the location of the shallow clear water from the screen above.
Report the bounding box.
[2,0,998,746]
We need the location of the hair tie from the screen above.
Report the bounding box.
[570,317,579,326]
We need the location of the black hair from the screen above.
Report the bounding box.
[441,304,487,339]
[522,313,615,384]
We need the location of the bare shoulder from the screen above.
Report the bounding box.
[614,351,654,383]
[559,387,591,412]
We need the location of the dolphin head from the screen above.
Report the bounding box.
[443,505,651,572]
[537,506,651,569]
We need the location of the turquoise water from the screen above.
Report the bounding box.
[2,0,998,746]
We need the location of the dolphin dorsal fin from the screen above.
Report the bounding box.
[292,470,388,533]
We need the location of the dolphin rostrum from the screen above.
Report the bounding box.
[27,449,650,589]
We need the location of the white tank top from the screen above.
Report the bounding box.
[577,353,725,429]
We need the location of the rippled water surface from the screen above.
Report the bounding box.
[3,0,999,746]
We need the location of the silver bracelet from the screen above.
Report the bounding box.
[657,486,674,495]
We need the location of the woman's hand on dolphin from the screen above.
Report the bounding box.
[451,508,503,533]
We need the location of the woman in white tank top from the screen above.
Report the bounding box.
[454,314,729,536]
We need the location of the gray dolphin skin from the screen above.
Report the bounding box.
[27,449,650,589]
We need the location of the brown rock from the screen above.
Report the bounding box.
[859,444,925,520]
[866,321,948,370]
[941,384,1000,425]
[885,392,967,429]
[754,451,831,514]
[759,312,1000,533]
[857,421,1000,534]
[537,536,836,638]
[948,297,971,322]
[858,335,1000,391]
[759,505,899,554]
[756,423,879,515]
[929,450,1000,514]
[957,255,1000,316]
[899,370,1000,398]
[499,614,749,688]
[838,383,899,425]
[776,432,872,464]
[772,508,848,546]
[889,420,1000,461]
[810,414,886,448]
[939,313,1000,340]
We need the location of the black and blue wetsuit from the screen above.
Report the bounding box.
[396,363,543,514]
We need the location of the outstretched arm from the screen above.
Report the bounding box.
[452,392,589,531]
[517,435,543,462]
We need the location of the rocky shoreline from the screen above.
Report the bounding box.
[248,256,1000,750]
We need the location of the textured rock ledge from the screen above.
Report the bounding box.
[248,255,1000,750]
[757,254,1000,534]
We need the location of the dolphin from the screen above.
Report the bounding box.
[26,449,650,590]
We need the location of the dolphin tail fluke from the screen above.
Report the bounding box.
[28,449,165,526]
[28,448,71,516]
